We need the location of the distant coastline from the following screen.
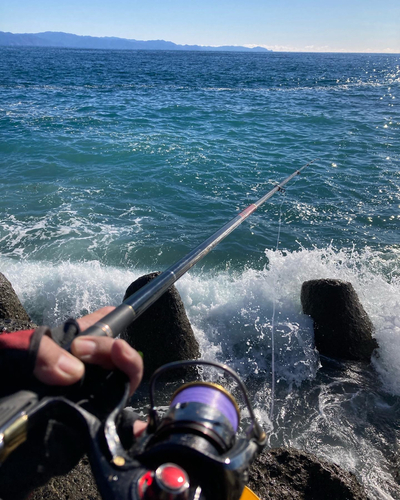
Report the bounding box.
[0,31,271,53]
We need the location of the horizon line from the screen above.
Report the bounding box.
[1,30,399,55]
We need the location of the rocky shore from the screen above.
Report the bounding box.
[29,446,368,500]
[0,272,374,499]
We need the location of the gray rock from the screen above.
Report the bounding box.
[31,446,367,500]
[0,317,38,333]
[0,273,31,322]
[301,279,378,361]
[121,272,200,379]
[248,447,367,499]
[30,457,100,500]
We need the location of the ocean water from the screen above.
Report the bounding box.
[0,47,399,498]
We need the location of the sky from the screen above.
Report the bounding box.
[1,0,399,53]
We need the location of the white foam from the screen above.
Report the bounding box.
[0,208,146,260]
[1,246,399,499]
[0,257,144,326]
[178,267,319,386]
[259,244,400,395]
[1,243,399,395]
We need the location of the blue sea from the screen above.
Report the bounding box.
[0,47,399,498]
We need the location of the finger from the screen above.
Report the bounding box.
[76,306,115,332]
[111,339,143,395]
[71,336,115,369]
[71,336,143,395]
[34,335,85,385]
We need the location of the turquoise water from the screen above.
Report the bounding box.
[0,47,399,498]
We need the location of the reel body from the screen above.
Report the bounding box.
[0,361,266,500]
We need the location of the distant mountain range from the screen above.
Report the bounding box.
[0,31,271,52]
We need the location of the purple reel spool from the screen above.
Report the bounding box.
[171,382,240,432]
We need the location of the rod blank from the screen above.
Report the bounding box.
[79,161,315,340]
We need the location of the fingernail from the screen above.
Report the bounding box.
[73,338,97,359]
[57,353,84,376]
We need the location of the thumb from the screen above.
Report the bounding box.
[33,335,85,385]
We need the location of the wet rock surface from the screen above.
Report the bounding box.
[30,457,100,500]
[0,273,30,320]
[0,317,38,333]
[301,279,378,361]
[121,272,200,379]
[0,272,36,331]
[31,446,368,500]
[248,447,367,499]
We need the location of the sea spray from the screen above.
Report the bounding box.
[1,245,398,396]
[1,247,399,498]
[0,257,142,325]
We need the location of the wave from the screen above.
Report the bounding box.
[1,245,399,499]
[1,244,399,395]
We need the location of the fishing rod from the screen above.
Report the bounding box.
[79,160,315,341]
[0,160,314,500]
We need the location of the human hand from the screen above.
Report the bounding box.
[0,308,145,499]
[33,307,143,397]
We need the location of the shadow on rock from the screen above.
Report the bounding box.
[121,272,200,379]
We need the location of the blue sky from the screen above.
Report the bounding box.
[1,0,399,53]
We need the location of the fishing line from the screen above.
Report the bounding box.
[80,162,316,341]
[269,170,304,423]
[269,191,285,422]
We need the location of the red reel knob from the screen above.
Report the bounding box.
[138,463,190,499]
